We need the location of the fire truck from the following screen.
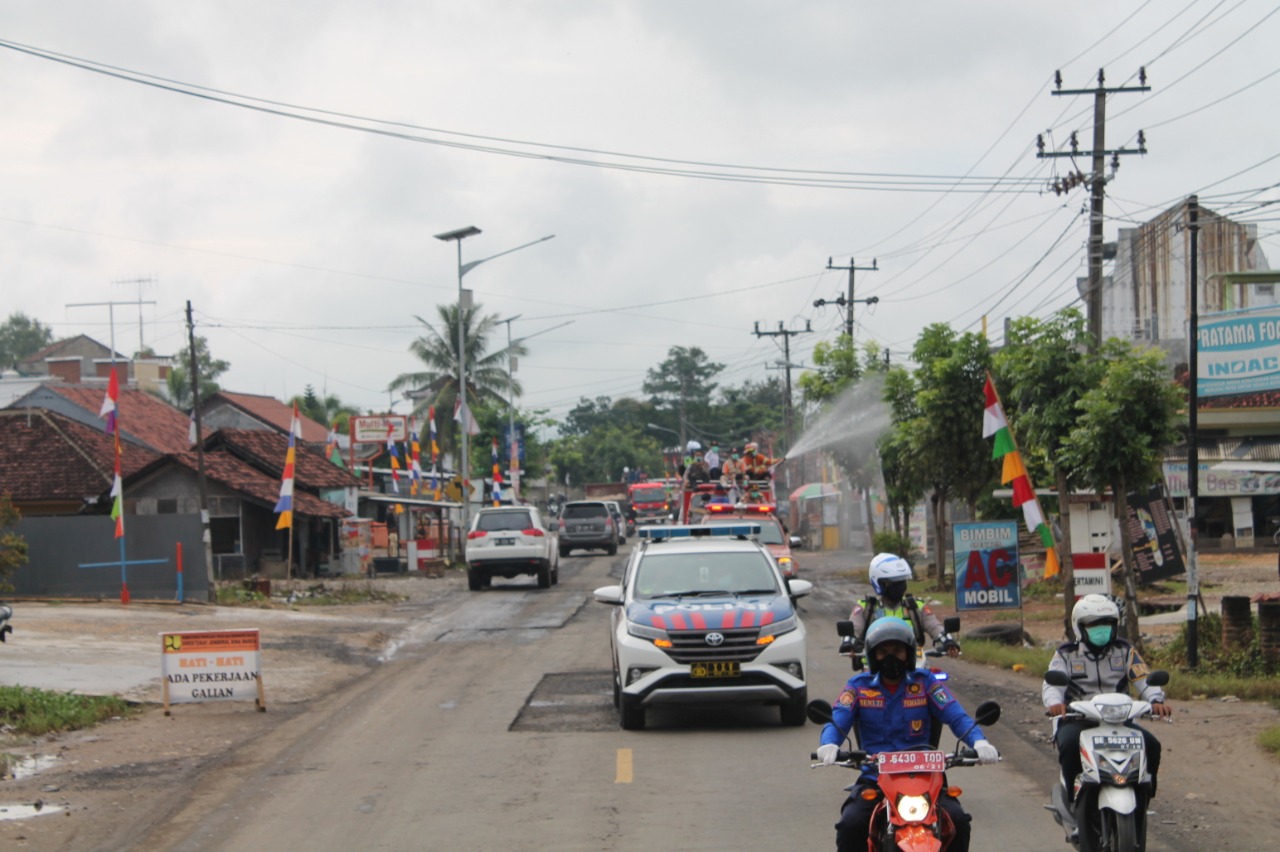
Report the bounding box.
[676,478,799,578]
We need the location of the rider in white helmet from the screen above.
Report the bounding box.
[847,553,959,659]
[1043,594,1171,801]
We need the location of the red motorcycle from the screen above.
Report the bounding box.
[809,699,1001,852]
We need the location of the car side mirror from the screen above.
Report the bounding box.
[593,585,624,605]
[789,535,803,549]
[786,579,812,599]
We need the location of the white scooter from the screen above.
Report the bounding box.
[1043,667,1169,852]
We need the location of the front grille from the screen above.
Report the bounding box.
[666,627,764,664]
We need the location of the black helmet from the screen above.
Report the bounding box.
[865,617,917,676]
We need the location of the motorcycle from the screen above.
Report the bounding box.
[0,603,12,642]
[1043,667,1170,852]
[808,698,1001,852]
[838,616,962,674]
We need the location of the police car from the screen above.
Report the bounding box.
[593,523,812,730]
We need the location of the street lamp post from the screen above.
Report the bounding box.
[497,314,523,499]
[433,228,554,532]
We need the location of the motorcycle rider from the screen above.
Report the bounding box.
[849,553,960,659]
[817,617,999,852]
[1043,594,1171,802]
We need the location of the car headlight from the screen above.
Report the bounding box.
[627,620,673,648]
[757,615,797,644]
[1099,702,1133,723]
[895,793,931,823]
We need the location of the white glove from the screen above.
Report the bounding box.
[816,744,840,766]
[973,739,1000,765]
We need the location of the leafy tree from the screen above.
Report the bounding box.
[1060,340,1184,647]
[880,366,927,540]
[642,346,723,449]
[0,494,28,593]
[546,424,664,486]
[388,303,527,458]
[168,335,229,409]
[717,378,786,449]
[995,308,1105,635]
[0,312,54,369]
[291,386,358,433]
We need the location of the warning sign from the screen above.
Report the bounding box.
[160,629,265,713]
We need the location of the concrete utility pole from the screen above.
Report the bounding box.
[185,301,216,599]
[754,320,812,448]
[1186,196,1201,668]
[822,258,879,340]
[1037,68,1149,350]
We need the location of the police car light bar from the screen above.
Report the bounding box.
[639,523,762,540]
[705,503,776,514]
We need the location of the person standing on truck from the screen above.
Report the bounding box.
[742,442,781,479]
[704,445,721,476]
[684,452,711,485]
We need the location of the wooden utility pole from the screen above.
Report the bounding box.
[754,320,812,449]
[1037,68,1149,350]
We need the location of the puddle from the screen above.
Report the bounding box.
[0,802,65,821]
[1,754,60,781]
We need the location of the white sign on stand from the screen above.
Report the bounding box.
[1071,553,1112,597]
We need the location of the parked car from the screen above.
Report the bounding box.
[465,505,559,591]
[592,522,812,730]
[558,500,619,557]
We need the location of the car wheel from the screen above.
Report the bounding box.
[537,562,551,589]
[607,543,618,556]
[612,670,621,708]
[467,568,484,591]
[620,694,645,730]
[559,546,571,558]
[780,688,808,727]
[551,564,560,585]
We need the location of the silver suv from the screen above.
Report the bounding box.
[558,501,619,557]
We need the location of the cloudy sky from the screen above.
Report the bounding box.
[3,1,1278,433]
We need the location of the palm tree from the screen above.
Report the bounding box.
[388,303,527,457]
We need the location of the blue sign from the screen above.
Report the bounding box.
[1197,305,1280,398]
[953,521,1021,611]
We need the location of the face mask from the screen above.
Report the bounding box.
[880,581,908,602]
[1085,625,1114,647]
[877,653,907,681]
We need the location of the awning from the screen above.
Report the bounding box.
[789,482,839,501]
[359,491,461,509]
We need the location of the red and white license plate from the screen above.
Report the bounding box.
[877,750,947,774]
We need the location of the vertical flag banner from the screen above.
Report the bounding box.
[325,420,343,467]
[99,367,124,538]
[428,406,441,500]
[188,411,198,445]
[99,367,119,434]
[982,373,1059,578]
[491,437,503,505]
[409,426,423,495]
[386,423,402,495]
[453,398,480,436]
[274,403,300,531]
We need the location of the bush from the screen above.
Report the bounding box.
[872,530,915,562]
[0,685,131,736]
[1149,612,1280,679]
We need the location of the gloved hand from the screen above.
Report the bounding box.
[816,743,840,766]
[973,739,1000,765]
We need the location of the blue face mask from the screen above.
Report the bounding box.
[1085,625,1114,647]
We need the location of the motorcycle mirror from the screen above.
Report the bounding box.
[1043,669,1071,688]
[806,699,835,726]
[973,700,1001,726]
[836,620,855,637]
[943,616,960,634]
[1146,670,1170,688]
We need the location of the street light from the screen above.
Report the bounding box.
[433,227,554,531]
[497,314,522,499]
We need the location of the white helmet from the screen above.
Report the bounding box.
[1072,594,1120,650]
[869,553,912,594]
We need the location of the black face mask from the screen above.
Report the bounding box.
[880,580,908,602]
[877,653,907,681]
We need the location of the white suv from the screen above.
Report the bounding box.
[593,524,811,730]
[465,506,559,591]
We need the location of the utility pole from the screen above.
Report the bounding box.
[186,301,216,600]
[823,258,878,340]
[1038,68,1149,350]
[754,320,812,448]
[1186,196,1201,668]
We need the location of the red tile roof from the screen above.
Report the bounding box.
[0,410,158,502]
[1202,390,1280,409]
[46,383,193,454]
[211,429,358,490]
[207,392,330,444]
[134,450,347,519]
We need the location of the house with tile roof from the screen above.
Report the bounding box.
[201,391,330,445]
[6,381,193,454]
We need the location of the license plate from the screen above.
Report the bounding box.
[1097,736,1143,750]
[877,750,947,774]
[494,538,516,546]
[691,661,740,678]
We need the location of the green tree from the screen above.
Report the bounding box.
[0,312,54,369]
[995,308,1105,635]
[168,335,229,409]
[717,378,786,448]
[642,346,724,450]
[1060,340,1185,647]
[0,494,28,593]
[388,304,527,459]
[290,386,358,433]
[880,366,927,540]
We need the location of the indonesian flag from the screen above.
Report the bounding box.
[386,423,401,494]
[99,366,120,435]
[109,435,124,538]
[274,402,300,530]
[982,373,1059,577]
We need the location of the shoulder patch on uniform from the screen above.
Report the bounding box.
[921,605,934,616]
[838,689,855,707]
[929,682,954,708]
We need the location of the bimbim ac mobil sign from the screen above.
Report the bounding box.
[1197,305,1280,398]
[953,521,1021,611]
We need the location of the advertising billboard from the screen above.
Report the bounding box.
[1197,305,1280,398]
[953,521,1021,611]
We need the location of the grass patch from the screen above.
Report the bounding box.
[288,585,408,606]
[0,685,132,737]
[1260,725,1280,759]
[215,584,270,606]
[958,639,1053,675]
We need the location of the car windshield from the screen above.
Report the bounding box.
[633,551,779,598]
[631,485,665,502]
[476,511,533,532]
[564,504,608,519]
[705,518,784,545]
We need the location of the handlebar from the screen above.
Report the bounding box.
[810,748,983,769]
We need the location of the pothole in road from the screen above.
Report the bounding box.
[510,671,617,733]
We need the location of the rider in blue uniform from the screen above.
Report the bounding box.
[817,618,1000,852]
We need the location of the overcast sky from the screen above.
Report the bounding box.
[3,1,1278,434]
